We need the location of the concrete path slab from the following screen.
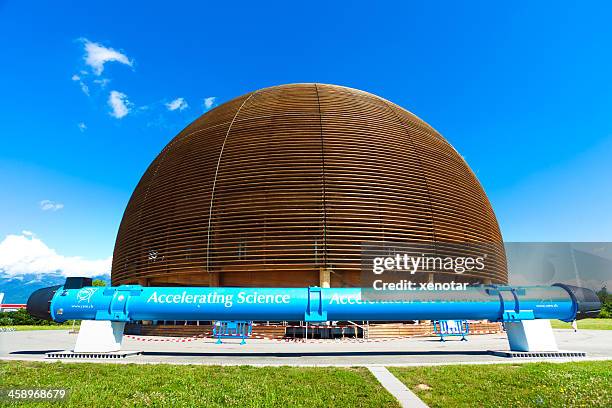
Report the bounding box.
[368,366,429,408]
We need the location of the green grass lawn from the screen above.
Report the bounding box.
[0,325,75,331]
[0,361,399,407]
[550,318,612,330]
[390,361,612,408]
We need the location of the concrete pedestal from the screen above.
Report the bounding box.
[505,319,558,352]
[73,320,125,353]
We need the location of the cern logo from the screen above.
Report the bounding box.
[76,288,97,304]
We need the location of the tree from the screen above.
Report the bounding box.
[0,308,62,326]
[596,286,609,302]
[92,279,107,287]
[596,286,611,318]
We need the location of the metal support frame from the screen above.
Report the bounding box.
[433,320,469,342]
[73,320,126,353]
[504,319,559,352]
[213,320,252,345]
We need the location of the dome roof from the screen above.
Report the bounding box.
[111,83,506,287]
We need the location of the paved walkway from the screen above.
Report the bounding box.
[1,329,610,366]
[368,366,429,407]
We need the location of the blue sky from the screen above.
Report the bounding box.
[0,1,611,271]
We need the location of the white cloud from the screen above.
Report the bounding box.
[82,39,133,75]
[108,90,131,119]
[203,96,216,110]
[40,200,64,211]
[78,122,87,132]
[93,78,110,88]
[0,232,111,278]
[71,73,90,96]
[166,97,188,111]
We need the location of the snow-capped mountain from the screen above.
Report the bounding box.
[0,271,110,303]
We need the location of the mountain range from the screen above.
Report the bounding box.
[0,272,111,303]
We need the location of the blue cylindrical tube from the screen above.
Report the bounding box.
[46,284,584,323]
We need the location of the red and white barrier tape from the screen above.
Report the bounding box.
[124,334,201,343]
[124,329,502,344]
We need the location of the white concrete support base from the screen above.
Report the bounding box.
[505,319,558,352]
[73,320,125,353]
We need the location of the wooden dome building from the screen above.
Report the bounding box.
[111,83,506,289]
